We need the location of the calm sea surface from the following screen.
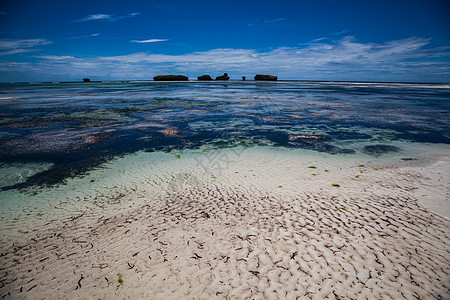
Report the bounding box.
[0,81,449,190]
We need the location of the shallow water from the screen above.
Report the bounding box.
[0,80,449,191]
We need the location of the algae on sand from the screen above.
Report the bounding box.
[117,273,123,285]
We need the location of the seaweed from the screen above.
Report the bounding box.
[312,174,317,176]
[355,175,360,178]
[90,179,95,182]
[278,185,282,188]
[211,176,217,178]
[175,154,181,159]
[337,207,347,211]
[308,166,317,169]
[358,165,365,167]
[331,184,340,187]
[117,273,123,285]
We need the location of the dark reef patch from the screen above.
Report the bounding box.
[326,131,372,140]
[362,144,401,156]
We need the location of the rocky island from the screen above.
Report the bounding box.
[197,75,213,81]
[153,75,189,81]
[254,74,278,81]
[215,73,230,80]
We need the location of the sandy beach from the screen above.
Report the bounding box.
[0,146,448,299]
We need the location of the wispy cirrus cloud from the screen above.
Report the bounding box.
[264,17,287,23]
[73,12,140,23]
[1,36,449,82]
[0,39,51,56]
[331,30,351,36]
[311,37,327,42]
[131,39,169,43]
[311,30,351,43]
[248,17,287,27]
[37,55,75,60]
[66,33,101,40]
[76,14,111,22]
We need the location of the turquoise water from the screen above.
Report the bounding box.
[0,80,449,191]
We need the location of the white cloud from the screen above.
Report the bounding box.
[0,61,33,72]
[0,49,38,56]
[311,37,328,42]
[131,39,169,43]
[37,55,75,60]
[0,39,51,50]
[1,36,449,82]
[80,14,112,21]
[73,12,140,22]
[0,39,51,56]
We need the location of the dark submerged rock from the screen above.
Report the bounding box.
[197,75,213,81]
[153,75,189,81]
[362,144,401,156]
[83,78,91,82]
[242,76,246,81]
[327,131,372,140]
[215,73,230,81]
[254,74,277,81]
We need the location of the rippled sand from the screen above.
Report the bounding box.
[0,147,449,299]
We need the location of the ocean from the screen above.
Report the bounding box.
[0,80,449,193]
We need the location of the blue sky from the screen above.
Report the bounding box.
[0,0,449,82]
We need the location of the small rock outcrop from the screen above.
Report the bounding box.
[83,78,91,82]
[254,74,277,81]
[242,76,246,81]
[215,73,230,81]
[197,75,213,81]
[153,75,189,81]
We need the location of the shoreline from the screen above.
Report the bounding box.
[0,146,449,299]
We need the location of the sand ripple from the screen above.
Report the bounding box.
[0,148,449,299]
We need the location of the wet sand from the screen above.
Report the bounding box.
[0,147,449,299]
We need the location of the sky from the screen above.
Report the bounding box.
[0,0,449,82]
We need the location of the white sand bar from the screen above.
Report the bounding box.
[0,146,449,299]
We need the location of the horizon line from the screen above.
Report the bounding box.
[1,79,449,85]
